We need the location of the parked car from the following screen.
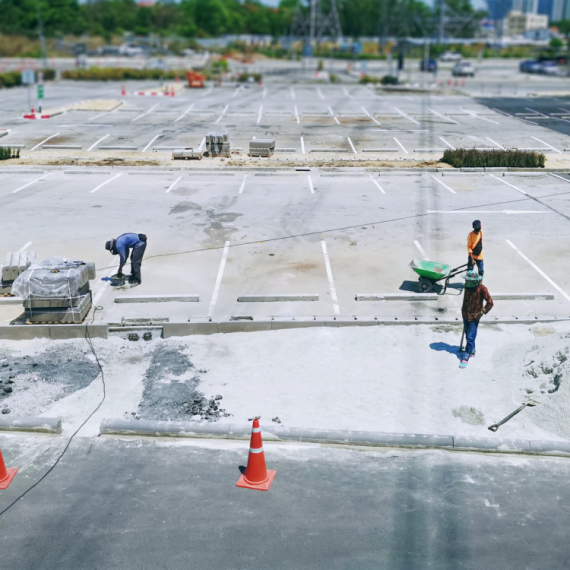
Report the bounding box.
[440,51,462,62]
[420,58,437,72]
[538,61,559,75]
[519,59,537,73]
[452,61,475,77]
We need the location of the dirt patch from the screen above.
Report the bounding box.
[169,201,202,214]
[452,406,485,426]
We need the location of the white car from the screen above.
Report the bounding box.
[440,51,462,62]
[452,61,475,77]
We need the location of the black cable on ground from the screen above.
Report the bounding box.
[0,313,106,519]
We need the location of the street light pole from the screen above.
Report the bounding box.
[34,0,48,69]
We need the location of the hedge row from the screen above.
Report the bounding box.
[0,147,20,160]
[0,68,54,88]
[61,67,188,81]
[441,148,545,168]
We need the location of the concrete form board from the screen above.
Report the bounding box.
[49,324,108,339]
[453,436,531,452]
[0,325,51,339]
[0,416,62,434]
[218,321,272,333]
[115,294,200,304]
[162,322,218,337]
[237,294,318,302]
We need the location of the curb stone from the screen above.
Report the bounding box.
[0,416,62,434]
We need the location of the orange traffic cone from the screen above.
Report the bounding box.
[31,105,35,114]
[0,449,17,489]
[170,86,175,97]
[121,85,126,96]
[236,418,276,491]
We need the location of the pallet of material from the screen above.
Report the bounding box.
[172,148,203,160]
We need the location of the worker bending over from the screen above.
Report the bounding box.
[467,219,484,277]
[105,233,147,285]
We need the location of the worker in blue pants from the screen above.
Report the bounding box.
[105,233,147,285]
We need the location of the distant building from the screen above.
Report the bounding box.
[499,10,549,35]
[552,0,570,20]
[537,0,554,19]
[488,0,515,21]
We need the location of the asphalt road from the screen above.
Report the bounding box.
[1,436,569,569]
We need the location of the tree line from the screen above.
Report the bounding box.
[0,0,482,40]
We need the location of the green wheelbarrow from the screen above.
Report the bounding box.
[409,258,468,294]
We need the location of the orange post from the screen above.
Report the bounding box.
[236,418,276,491]
[0,449,17,489]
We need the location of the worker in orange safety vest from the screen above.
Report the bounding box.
[467,220,484,277]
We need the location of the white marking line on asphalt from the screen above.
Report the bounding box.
[486,137,505,150]
[132,103,159,122]
[328,106,340,125]
[209,241,230,317]
[525,107,548,117]
[88,111,111,122]
[142,134,161,152]
[368,174,386,194]
[239,174,247,194]
[414,240,430,260]
[393,137,408,154]
[290,87,296,100]
[430,174,456,194]
[256,105,263,125]
[201,87,213,98]
[347,137,357,154]
[361,107,380,125]
[394,107,420,125]
[198,137,205,151]
[317,88,325,100]
[90,172,122,194]
[343,88,354,99]
[301,136,305,154]
[31,133,60,151]
[427,210,552,214]
[488,173,527,195]
[214,104,229,124]
[428,108,459,124]
[19,241,32,252]
[12,172,54,193]
[262,87,267,99]
[294,105,300,124]
[440,136,456,150]
[321,240,340,315]
[531,136,562,154]
[174,104,194,123]
[462,109,499,125]
[87,134,110,152]
[308,175,314,194]
[165,176,182,194]
[506,239,570,303]
[92,267,117,307]
[231,86,242,98]
[550,173,570,184]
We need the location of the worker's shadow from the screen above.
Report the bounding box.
[430,342,464,361]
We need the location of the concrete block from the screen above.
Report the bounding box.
[86,262,96,280]
[162,322,219,337]
[0,325,51,340]
[218,320,272,333]
[271,317,325,330]
[453,436,531,452]
[99,145,138,150]
[326,317,379,327]
[115,294,200,304]
[0,297,23,305]
[356,294,439,301]
[49,324,108,340]
[249,139,275,149]
[528,440,570,454]
[377,433,455,448]
[100,418,157,436]
[2,252,11,282]
[0,416,62,434]
[43,144,82,149]
[237,294,318,302]
[493,293,554,301]
[155,421,231,437]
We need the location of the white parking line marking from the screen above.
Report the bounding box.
[214,104,229,124]
[290,87,296,100]
[430,174,456,194]
[328,106,340,125]
[414,240,430,260]
[321,240,340,315]
[209,241,230,317]
[506,239,570,303]
[262,87,267,99]
[308,175,314,194]
[300,136,305,154]
[525,107,548,117]
[31,133,60,151]
[427,210,551,214]
[550,173,570,183]
[531,136,562,154]
[142,134,162,152]
[92,267,118,306]
[440,136,455,150]
[132,103,159,122]
[256,105,263,124]
[165,176,182,194]
[87,134,110,152]
[347,137,357,154]
[201,87,213,98]
[88,111,111,122]
[394,107,420,125]
[198,137,205,151]
[294,105,300,124]
[488,173,527,195]
[231,86,242,98]
[317,88,325,100]
[19,241,32,252]
[486,137,505,150]
[393,137,408,154]
[90,172,122,194]
[368,174,386,194]
[174,104,194,123]
[239,174,247,194]
[12,172,54,193]
[343,88,354,99]
[361,107,380,125]
[462,109,499,125]
[428,108,459,124]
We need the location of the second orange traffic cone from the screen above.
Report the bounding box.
[236,418,276,491]
[0,449,17,489]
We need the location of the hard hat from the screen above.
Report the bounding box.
[463,269,482,287]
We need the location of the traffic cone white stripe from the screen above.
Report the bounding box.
[252,427,261,433]
[249,446,264,453]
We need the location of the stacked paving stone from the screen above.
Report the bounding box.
[12,258,96,323]
[205,132,230,158]
[1,251,36,294]
[249,138,275,157]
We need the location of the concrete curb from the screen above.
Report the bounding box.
[0,324,108,340]
[99,419,570,456]
[114,295,200,304]
[0,416,62,434]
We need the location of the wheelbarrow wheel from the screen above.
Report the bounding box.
[418,278,434,293]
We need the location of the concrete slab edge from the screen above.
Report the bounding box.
[99,419,570,457]
[0,416,62,434]
[0,324,108,340]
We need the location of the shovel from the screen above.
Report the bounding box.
[488,399,540,432]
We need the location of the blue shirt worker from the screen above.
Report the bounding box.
[105,233,147,285]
